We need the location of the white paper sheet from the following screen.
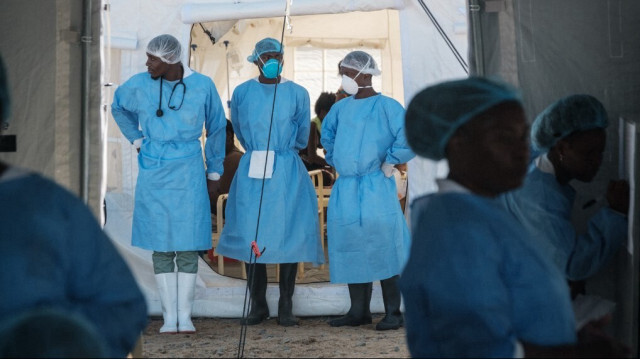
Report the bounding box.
[248,150,275,179]
[573,294,616,330]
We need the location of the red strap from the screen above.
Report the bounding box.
[251,241,262,258]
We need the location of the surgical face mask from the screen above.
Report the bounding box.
[260,58,283,79]
[340,55,374,95]
[341,75,360,95]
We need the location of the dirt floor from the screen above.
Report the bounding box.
[141,315,410,358]
[140,229,410,358]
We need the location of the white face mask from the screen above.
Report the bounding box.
[340,57,372,95]
[341,75,359,95]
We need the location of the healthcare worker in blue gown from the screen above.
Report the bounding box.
[321,51,415,331]
[111,35,227,334]
[499,95,629,284]
[216,38,323,327]
[0,55,147,358]
[399,77,629,358]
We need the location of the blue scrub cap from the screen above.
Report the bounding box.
[247,38,284,63]
[531,94,608,152]
[146,34,182,64]
[405,77,521,161]
[0,56,9,129]
[340,51,381,76]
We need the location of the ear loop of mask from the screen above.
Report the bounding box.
[352,57,373,89]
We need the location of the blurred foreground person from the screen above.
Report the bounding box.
[0,308,107,358]
[499,94,628,283]
[0,55,147,358]
[399,77,629,358]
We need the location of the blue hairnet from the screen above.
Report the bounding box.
[146,34,182,64]
[405,77,521,161]
[340,51,381,76]
[0,56,9,128]
[531,94,608,152]
[247,38,284,63]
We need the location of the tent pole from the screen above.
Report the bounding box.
[224,40,231,110]
[468,0,484,76]
[80,0,93,203]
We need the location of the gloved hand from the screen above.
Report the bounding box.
[381,162,394,178]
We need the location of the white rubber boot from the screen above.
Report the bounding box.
[177,272,197,333]
[155,272,178,334]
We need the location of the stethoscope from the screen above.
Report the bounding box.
[156,66,186,117]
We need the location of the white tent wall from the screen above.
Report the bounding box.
[399,0,468,209]
[0,0,104,217]
[469,0,640,352]
[104,0,469,318]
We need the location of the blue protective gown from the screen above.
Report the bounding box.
[216,79,323,264]
[321,94,415,283]
[499,156,627,280]
[399,183,576,358]
[111,70,226,252]
[0,169,148,358]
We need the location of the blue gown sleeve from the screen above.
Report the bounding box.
[402,213,518,357]
[60,189,147,358]
[383,100,415,164]
[508,178,627,281]
[204,79,227,175]
[320,107,337,167]
[229,87,247,150]
[566,207,628,280]
[111,83,144,143]
[294,87,311,151]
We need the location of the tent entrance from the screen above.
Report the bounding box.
[189,9,405,120]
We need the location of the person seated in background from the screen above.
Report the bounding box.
[499,94,629,290]
[299,91,336,186]
[399,77,628,358]
[0,55,148,358]
[208,119,244,218]
[205,120,244,263]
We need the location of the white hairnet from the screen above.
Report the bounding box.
[146,34,182,64]
[247,38,284,63]
[531,94,608,152]
[340,51,381,76]
[405,77,521,161]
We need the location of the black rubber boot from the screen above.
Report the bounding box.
[277,263,299,327]
[329,282,373,327]
[242,263,269,325]
[376,275,403,331]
